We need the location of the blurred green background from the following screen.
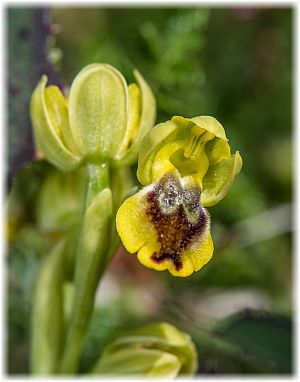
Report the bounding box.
[7,7,293,375]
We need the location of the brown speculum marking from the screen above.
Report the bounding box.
[146,173,209,270]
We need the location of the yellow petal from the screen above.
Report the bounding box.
[117,83,141,157]
[184,231,214,272]
[170,115,227,141]
[136,242,194,277]
[137,119,179,185]
[44,86,79,155]
[113,69,156,167]
[30,76,80,171]
[205,138,231,163]
[136,231,212,277]
[137,242,166,272]
[168,254,194,277]
[202,151,242,207]
[151,142,183,182]
[116,186,157,254]
[189,116,228,141]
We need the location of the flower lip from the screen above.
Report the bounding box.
[145,173,210,270]
[116,170,214,277]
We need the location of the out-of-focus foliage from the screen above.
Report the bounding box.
[52,8,210,119]
[7,8,62,183]
[8,6,292,375]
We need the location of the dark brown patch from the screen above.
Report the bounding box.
[146,173,209,270]
[18,26,30,40]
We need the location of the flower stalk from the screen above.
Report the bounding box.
[58,162,112,373]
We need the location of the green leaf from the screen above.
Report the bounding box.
[72,187,113,326]
[59,184,113,373]
[214,310,292,374]
[30,240,66,374]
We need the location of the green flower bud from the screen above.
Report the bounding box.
[30,64,156,171]
[91,322,198,377]
[68,63,156,165]
[137,115,242,206]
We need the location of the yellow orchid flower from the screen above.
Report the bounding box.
[116,116,242,277]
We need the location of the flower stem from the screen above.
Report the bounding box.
[58,161,112,374]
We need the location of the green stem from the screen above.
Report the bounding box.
[58,161,111,374]
[85,162,110,206]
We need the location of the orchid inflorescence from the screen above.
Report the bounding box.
[27,63,242,376]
